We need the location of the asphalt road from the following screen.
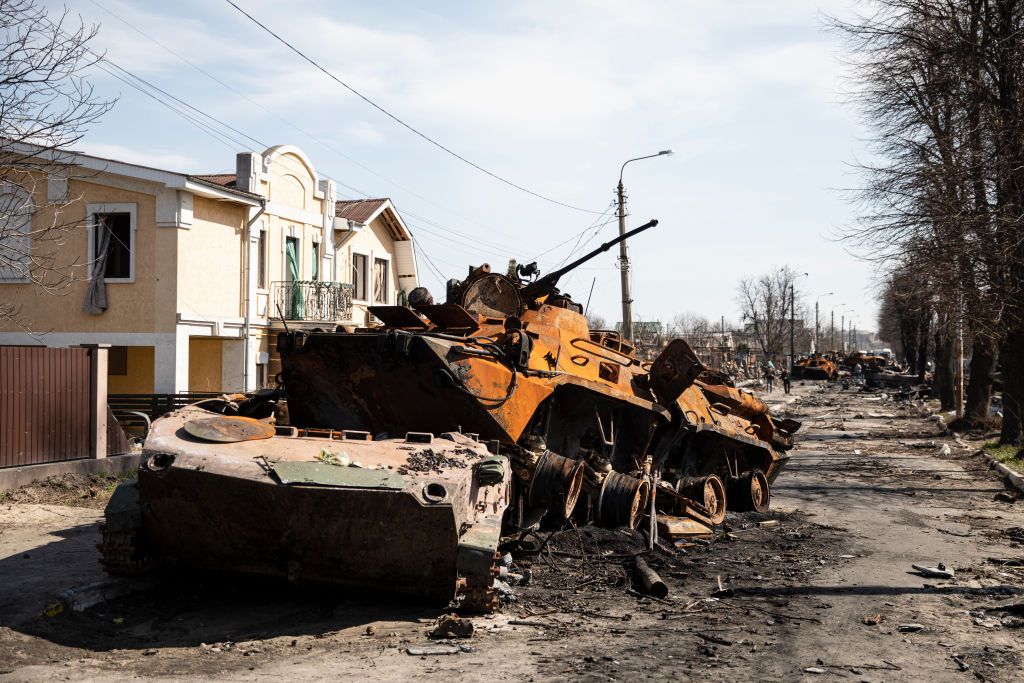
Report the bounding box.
[1,381,1022,681]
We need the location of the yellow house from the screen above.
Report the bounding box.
[0,141,418,393]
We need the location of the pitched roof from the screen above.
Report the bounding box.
[192,173,237,188]
[335,198,389,224]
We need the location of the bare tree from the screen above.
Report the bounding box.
[736,266,805,362]
[0,0,113,325]
[668,312,711,349]
[831,0,1023,433]
[586,313,608,330]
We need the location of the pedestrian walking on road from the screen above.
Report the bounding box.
[763,362,775,392]
[781,367,791,394]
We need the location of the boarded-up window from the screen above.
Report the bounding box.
[373,257,388,304]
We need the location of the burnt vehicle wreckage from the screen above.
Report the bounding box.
[100,220,800,611]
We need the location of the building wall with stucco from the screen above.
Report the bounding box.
[0,142,416,395]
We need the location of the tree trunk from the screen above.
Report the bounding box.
[935,332,955,411]
[1000,326,1024,446]
[905,341,918,376]
[917,317,931,384]
[965,336,998,421]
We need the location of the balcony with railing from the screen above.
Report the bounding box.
[271,280,353,322]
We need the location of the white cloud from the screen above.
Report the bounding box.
[75,141,202,172]
[58,0,878,325]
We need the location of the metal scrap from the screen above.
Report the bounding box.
[397,447,473,475]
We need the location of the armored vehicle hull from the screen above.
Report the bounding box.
[101,219,799,608]
[102,406,510,610]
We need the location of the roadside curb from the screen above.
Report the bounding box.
[977,450,1024,493]
[0,453,141,493]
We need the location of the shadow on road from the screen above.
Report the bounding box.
[1,528,440,653]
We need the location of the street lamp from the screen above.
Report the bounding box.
[830,303,845,354]
[838,305,854,354]
[617,149,673,343]
[815,292,833,354]
[790,270,806,374]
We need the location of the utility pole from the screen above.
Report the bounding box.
[616,179,632,343]
[841,314,845,352]
[790,283,796,372]
[830,310,834,353]
[814,300,819,355]
[616,150,673,344]
[814,293,833,356]
[721,314,726,367]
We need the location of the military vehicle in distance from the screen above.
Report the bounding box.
[792,355,839,381]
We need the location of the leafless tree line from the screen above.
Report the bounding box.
[834,0,1024,445]
[736,266,811,360]
[0,0,113,325]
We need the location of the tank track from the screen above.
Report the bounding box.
[455,552,501,613]
[97,524,155,576]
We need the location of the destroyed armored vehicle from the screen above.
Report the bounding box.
[792,355,839,381]
[101,219,799,610]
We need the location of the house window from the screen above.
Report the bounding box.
[257,228,267,289]
[0,186,32,282]
[92,212,133,281]
[352,253,368,300]
[311,242,319,281]
[256,363,267,388]
[373,257,388,304]
[285,237,299,283]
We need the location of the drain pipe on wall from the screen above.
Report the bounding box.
[243,199,267,391]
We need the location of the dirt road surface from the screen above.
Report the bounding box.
[2,382,1022,681]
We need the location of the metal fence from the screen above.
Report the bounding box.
[108,392,221,423]
[1,346,92,467]
[272,280,353,322]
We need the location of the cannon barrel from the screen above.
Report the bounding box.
[521,219,659,300]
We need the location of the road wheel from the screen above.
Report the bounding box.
[728,469,771,513]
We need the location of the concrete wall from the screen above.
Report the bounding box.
[178,197,247,321]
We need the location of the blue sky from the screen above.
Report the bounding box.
[53,0,878,333]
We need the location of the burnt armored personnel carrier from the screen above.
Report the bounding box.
[101,220,798,610]
[792,355,839,380]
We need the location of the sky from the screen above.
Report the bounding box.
[49,0,878,334]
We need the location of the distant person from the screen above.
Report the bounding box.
[763,362,775,392]
[781,367,791,394]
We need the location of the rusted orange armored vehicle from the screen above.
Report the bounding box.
[101,220,799,609]
[792,355,839,380]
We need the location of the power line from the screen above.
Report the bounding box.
[222,0,605,214]
[38,8,512,296]
[84,0,526,252]
[526,201,617,263]
[412,235,449,283]
[80,2,601,264]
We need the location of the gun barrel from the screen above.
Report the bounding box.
[522,219,659,299]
